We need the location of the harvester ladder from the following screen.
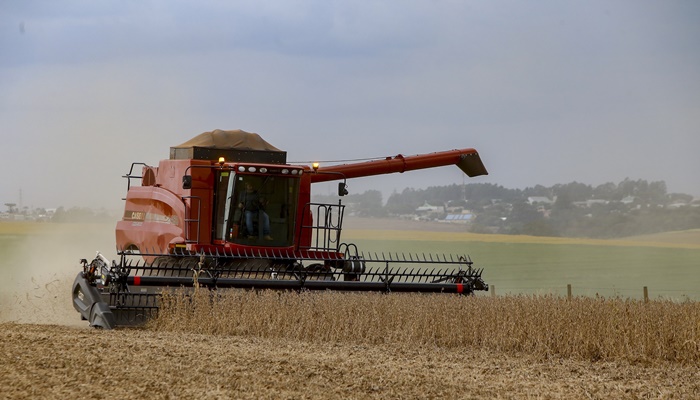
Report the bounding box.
[297,201,345,252]
[182,195,202,244]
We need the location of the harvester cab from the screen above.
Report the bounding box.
[72,129,489,329]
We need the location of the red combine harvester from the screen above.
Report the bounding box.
[72,129,489,329]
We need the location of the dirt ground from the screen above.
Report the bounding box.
[1,323,698,400]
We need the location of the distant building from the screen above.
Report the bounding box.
[415,202,443,213]
[415,202,444,219]
[527,196,553,205]
[620,196,636,204]
[442,213,473,223]
[573,199,609,208]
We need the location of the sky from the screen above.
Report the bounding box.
[1,0,699,211]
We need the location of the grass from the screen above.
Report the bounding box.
[343,230,700,300]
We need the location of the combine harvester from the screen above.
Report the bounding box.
[72,129,489,329]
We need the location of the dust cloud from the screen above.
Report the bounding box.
[0,223,116,326]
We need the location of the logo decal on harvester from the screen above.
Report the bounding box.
[125,211,145,221]
[123,210,179,225]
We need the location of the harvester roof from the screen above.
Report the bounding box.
[170,129,286,164]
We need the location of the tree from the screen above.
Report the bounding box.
[507,201,544,234]
[347,190,385,217]
[385,188,421,215]
[552,182,593,201]
[594,182,618,200]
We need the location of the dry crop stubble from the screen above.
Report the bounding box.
[152,289,700,365]
[5,322,698,399]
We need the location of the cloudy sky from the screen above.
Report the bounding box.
[2,1,699,211]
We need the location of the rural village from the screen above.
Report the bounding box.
[4,178,700,239]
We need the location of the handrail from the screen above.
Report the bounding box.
[121,162,150,200]
[181,195,202,244]
[297,201,345,252]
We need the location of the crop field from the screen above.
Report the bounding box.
[1,220,699,398]
[343,226,700,301]
[153,289,700,363]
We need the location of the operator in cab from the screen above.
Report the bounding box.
[238,181,273,240]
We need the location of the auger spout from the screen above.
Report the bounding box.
[309,148,488,183]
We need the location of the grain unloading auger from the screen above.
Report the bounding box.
[72,129,489,329]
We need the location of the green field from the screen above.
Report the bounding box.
[1,222,698,301]
[344,230,700,300]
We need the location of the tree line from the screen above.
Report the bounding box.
[314,179,700,238]
[6,179,697,238]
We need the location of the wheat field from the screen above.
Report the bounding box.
[152,288,700,365]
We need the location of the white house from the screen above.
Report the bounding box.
[527,196,553,205]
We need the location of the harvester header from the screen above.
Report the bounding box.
[72,129,489,329]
